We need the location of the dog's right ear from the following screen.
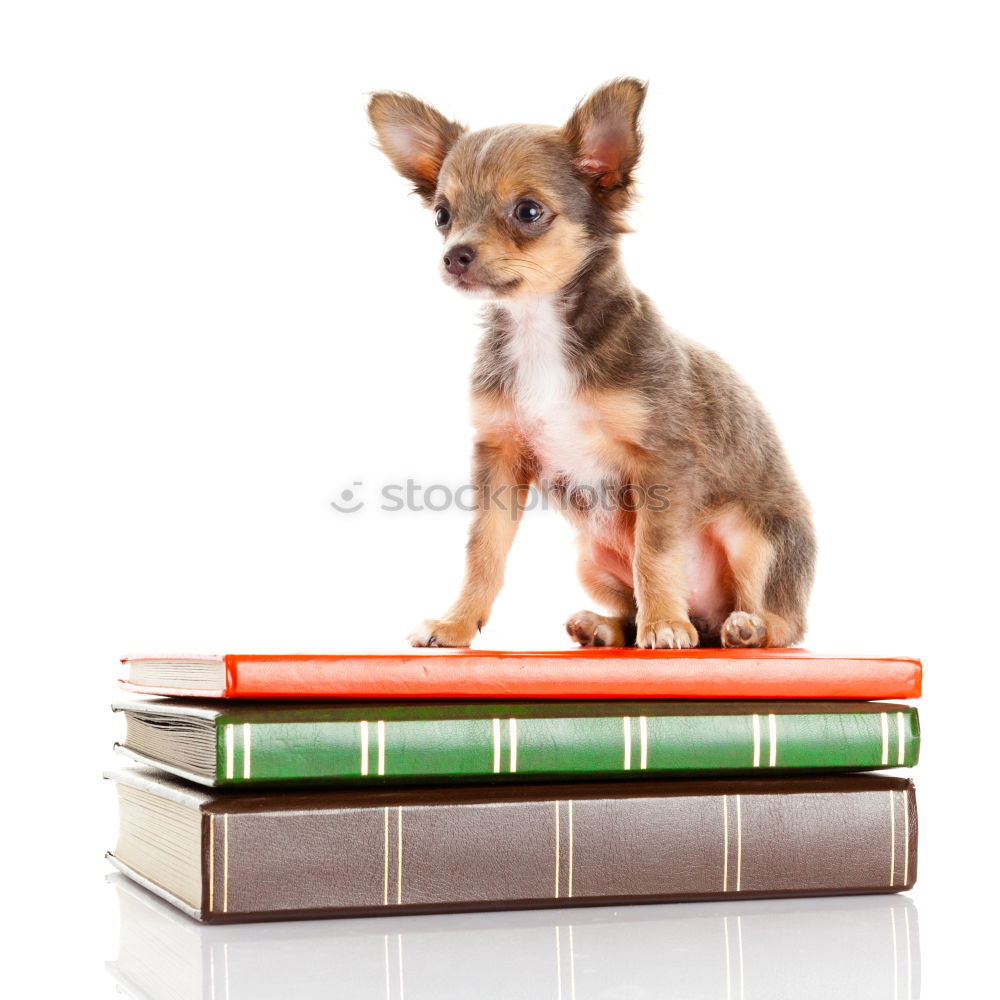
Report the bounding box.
[562,78,646,223]
[367,92,466,204]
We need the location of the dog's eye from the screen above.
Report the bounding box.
[434,206,451,228]
[513,200,543,224]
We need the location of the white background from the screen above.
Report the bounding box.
[2,1,998,994]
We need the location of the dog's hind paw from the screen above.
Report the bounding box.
[720,611,768,648]
[566,610,632,648]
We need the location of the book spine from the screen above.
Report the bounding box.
[224,653,922,699]
[203,781,917,920]
[212,708,919,784]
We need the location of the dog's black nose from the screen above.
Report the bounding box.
[443,244,476,276]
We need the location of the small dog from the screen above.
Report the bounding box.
[368,78,815,649]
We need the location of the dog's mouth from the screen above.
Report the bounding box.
[447,272,522,297]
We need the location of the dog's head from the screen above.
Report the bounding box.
[368,79,646,299]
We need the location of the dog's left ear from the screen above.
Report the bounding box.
[562,78,647,205]
[367,92,466,204]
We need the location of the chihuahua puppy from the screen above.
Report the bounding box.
[368,78,815,649]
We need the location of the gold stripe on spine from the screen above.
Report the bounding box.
[768,714,777,767]
[567,801,574,898]
[888,790,897,886]
[360,720,369,776]
[880,712,890,766]
[554,802,560,898]
[623,717,632,770]
[225,724,234,780]
[752,714,761,767]
[639,716,648,770]
[242,723,251,780]
[377,720,386,776]
[492,718,501,774]
[208,814,215,912]
[223,814,229,913]
[722,795,729,892]
[735,795,742,892]
[509,718,518,773]
[902,789,910,885]
[383,807,389,906]
[896,712,906,766]
[396,807,403,905]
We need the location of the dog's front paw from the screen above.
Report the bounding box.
[721,611,767,648]
[635,617,699,650]
[407,618,479,648]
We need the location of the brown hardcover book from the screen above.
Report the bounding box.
[106,766,917,923]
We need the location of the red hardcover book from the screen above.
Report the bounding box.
[119,649,922,701]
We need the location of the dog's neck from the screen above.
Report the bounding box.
[472,244,649,402]
[489,244,638,351]
[495,294,573,418]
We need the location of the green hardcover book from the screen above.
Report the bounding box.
[113,699,920,787]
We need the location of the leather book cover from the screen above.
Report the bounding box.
[118,648,923,700]
[113,698,920,786]
[107,766,918,923]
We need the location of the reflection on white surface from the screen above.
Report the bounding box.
[106,873,919,999]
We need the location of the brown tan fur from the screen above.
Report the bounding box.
[368,79,816,649]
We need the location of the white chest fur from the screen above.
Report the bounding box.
[500,297,613,492]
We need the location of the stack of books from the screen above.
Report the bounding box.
[106,648,921,922]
